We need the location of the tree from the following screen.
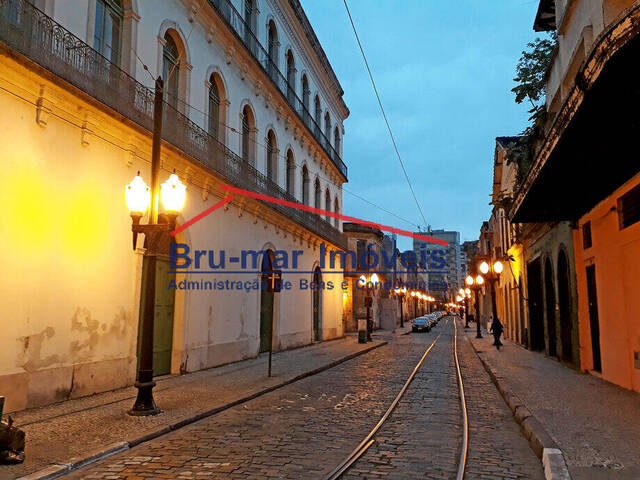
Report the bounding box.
[507,33,557,186]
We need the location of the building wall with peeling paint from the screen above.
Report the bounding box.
[0,0,347,412]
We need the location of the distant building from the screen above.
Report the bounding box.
[414,229,463,299]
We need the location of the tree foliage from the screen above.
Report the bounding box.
[507,33,557,187]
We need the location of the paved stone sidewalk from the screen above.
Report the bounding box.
[64,326,429,480]
[2,332,401,479]
[466,329,640,480]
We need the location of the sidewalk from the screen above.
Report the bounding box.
[464,327,640,480]
[2,335,392,480]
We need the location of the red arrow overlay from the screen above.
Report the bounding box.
[172,184,448,247]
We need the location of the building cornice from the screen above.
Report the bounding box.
[270,0,349,121]
[511,0,640,222]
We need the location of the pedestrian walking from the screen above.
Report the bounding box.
[489,316,503,350]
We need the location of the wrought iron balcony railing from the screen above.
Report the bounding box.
[206,0,347,179]
[0,0,347,250]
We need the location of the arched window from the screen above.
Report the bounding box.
[302,75,310,112]
[266,130,277,182]
[286,50,296,102]
[208,78,220,141]
[324,112,331,145]
[267,20,278,78]
[325,189,331,222]
[241,105,255,165]
[162,33,180,108]
[302,165,310,205]
[286,149,295,197]
[243,0,255,33]
[333,197,339,228]
[314,95,321,133]
[94,0,123,64]
[314,178,321,210]
[334,126,341,155]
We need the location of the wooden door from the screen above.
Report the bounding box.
[586,265,602,372]
[138,256,175,376]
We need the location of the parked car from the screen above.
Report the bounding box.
[412,316,431,332]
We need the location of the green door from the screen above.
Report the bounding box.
[138,256,175,376]
[260,288,274,353]
[260,251,275,353]
[313,267,321,341]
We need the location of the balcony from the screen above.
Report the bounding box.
[206,0,347,180]
[0,0,347,250]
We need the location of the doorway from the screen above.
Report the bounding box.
[137,256,175,376]
[585,265,602,372]
[527,259,545,351]
[312,267,322,341]
[260,250,275,353]
[558,250,574,363]
[544,259,557,357]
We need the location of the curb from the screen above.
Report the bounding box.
[17,341,386,480]
[465,332,572,480]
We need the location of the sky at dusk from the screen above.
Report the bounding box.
[302,0,543,250]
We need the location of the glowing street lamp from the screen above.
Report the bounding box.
[160,172,186,215]
[479,259,503,340]
[125,173,151,214]
[125,165,186,416]
[358,273,380,341]
[394,285,406,327]
[467,274,485,339]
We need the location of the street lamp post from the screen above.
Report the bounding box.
[464,288,471,328]
[479,260,504,336]
[410,291,417,318]
[360,273,379,341]
[125,78,186,416]
[394,286,405,328]
[466,274,484,339]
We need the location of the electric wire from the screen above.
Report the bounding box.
[342,0,429,230]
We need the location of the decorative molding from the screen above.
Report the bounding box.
[126,141,137,168]
[206,27,215,44]
[80,112,95,147]
[225,46,234,65]
[187,3,199,23]
[254,79,263,96]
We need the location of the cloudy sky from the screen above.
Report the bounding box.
[302,0,542,249]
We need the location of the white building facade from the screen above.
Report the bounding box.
[0,0,349,412]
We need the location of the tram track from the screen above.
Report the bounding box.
[324,316,470,480]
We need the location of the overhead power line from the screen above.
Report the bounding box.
[342,0,429,230]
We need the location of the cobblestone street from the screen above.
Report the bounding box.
[62,317,542,479]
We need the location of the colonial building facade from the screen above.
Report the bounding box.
[0,0,349,412]
[512,0,640,391]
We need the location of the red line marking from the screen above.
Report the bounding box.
[173,185,448,246]
[220,184,448,247]
[171,194,234,236]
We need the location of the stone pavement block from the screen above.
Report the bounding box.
[2,336,386,479]
[467,330,640,480]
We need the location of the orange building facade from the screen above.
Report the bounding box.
[574,173,640,392]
